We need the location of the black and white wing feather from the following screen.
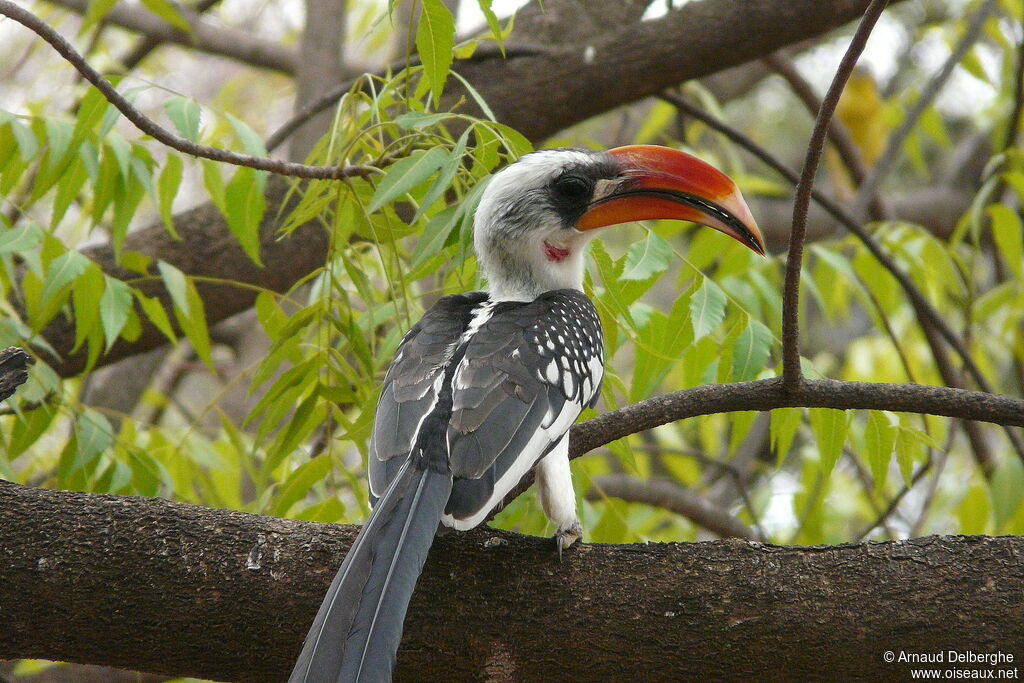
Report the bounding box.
[442,289,604,528]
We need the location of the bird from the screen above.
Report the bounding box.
[287,144,765,683]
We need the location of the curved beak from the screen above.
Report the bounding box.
[577,145,765,256]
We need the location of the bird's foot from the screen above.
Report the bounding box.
[554,520,582,561]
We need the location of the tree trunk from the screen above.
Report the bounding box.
[2,480,1021,682]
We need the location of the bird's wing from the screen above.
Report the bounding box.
[368,291,488,503]
[443,289,603,529]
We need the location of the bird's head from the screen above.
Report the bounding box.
[473,145,764,300]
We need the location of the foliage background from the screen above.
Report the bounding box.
[1,0,1023,676]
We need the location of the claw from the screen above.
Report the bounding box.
[553,520,582,562]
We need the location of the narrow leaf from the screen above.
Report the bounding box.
[809,408,848,477]
[99,276,133,351]
[689,276,727,341]
[416,0,456,105]
[367,148,446,213]
[164,97,202,142]
[621,231,672,281]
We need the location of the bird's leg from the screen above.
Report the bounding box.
[535,438,582,558]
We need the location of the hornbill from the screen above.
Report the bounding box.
[287,145,765,682]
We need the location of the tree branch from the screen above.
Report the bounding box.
[0,347,30,403]
[1,479,1021,681]
[43,0,297,73]
[782,0,889,391]
[587,474,761,540]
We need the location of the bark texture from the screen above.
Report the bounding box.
[0,347,30,403]
[1,479,1021,682]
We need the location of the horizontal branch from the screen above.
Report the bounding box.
[569,378,1024,462]
[44,0,297,73]
[1,479,1021,681]
[588,474,761,540]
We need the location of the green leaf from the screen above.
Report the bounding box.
[271,453,333,517]
[158,261,190,316]
[177,279,214,370]
[808,408,848,477]
[416,0,456,105]
[689,276,727,341]
[770,408,801,465]
[42,251,89,309]
[367,148,447,213]
[140,0,193,32]
[226,113,267,156]
[224,167,266,265]
[393,112,452,130]
[0,223,43,254]
[134,292,177,345]
[476,0,505,52]
[75,408,113,467]
[100,276,133,351]
[9,119,38,161]
[731,318,772,382]
[415,133,468,222]
[164,97,202,142]
[82,0,119,31]
[991,455,1024,531]
[895,425,925,486]
[988,204,1023,277]
[411,205,459,269]
[621,231,672,281]
[157,154,183,237]
[72,265,105,352]
[864,411,897,489]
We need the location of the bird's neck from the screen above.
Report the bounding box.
[481,240,588,301]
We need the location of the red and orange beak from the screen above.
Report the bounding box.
[577,145,765,256]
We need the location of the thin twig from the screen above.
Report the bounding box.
[0,1,378,180]
[852,0,998,218]
[587,474,762,541]
[782,0,890,391]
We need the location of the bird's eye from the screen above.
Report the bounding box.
[553,174,592,201]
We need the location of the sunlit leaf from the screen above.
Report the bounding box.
[416,0,456,105]
[368,148,447,213]
[809,408,848,477]
[864,411,897,490]
[164,97,202,142]
[689,276,726,341]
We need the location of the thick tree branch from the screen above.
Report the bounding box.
[0,347,30,403]
[43,0,297,73]
[1,479,1021,681]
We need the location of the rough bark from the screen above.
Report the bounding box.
[1,479,1021,682]
[0,347,30,403]
[36,0,900,378]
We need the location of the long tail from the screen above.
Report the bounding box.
[288,461,452,683]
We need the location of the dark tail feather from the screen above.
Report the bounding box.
[288,462,452,683]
